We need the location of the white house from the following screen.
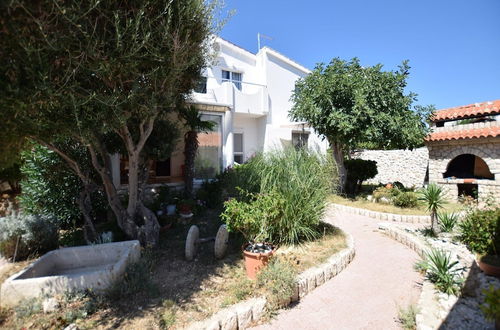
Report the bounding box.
[111,37,328,187]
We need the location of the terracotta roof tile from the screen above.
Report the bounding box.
[426,126,500,142]
[432,100,500,122]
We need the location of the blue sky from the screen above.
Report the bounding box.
[219,0,500,110]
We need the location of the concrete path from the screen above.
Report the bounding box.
[253,209,424,330]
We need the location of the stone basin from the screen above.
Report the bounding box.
[1,240,140,307]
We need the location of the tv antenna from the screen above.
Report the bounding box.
[257,33,273,50]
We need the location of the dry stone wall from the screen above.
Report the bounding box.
[351,147,429,188]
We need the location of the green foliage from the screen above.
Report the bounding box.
[221,148,336,245]
[257,258,297,309]
[421,249,462,295]
[372,186,394,202]
[0,212,59,260]
[458,208,500,255]
[19,145,82,226]
[221,191,286,243]
[344,159,377,194]
[481,286,500,321]
[438,213,459,233]
[290,57,432,151]
[397,304,418,330]
[160,300,178,329]
[392,191,419,208]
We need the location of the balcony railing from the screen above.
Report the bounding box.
[192,81,269,116]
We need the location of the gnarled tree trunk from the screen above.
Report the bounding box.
[331,140,347,193]
[183,130,198,198]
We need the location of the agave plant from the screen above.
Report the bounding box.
[424,249,461,295]
[438,213,459,233]
[420,184,446,234]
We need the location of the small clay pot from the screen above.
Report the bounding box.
[242,243,275,280]
[477,255,500,279]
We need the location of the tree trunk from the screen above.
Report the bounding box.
[331,141,347,193]
[183,130,198,198]
[431,212,440,234]
[78,185,98,244]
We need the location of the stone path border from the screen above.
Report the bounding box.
[333,203,431,224]
[186,232,356,330]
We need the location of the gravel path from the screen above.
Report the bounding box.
[252,209,424,330]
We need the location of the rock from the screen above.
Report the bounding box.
[219,311,237,330]
[366,195,373,202]
[64,324,78,330]
[379,197,391,204]
[42,298,60,313]
[250,298,266,322]
[235,302,253,329]
[214,225,229,259]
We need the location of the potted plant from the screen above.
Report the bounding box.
[221,191,282,279]
[481,286,500,330]
[177,198,195,217]
[459,207,500,278]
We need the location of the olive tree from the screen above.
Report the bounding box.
[290,58,433,191]
[1,0,220,246]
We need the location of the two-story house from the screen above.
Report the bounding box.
[110,37,328,188]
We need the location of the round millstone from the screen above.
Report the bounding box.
[214,224,229,259]
[185,225,199,261]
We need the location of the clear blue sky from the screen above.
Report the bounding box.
[219,0,500,110]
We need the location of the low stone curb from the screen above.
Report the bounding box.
[185,232,356,330]
[333,203,431,224]
[377,223,498,330]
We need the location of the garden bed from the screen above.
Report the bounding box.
[329,194,463,216]
[379,222,499,329]
[0,209,348,329]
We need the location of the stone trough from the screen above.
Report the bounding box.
[1,240,140,307]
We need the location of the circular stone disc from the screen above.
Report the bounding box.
[214,224,229,259]
[185,225,199,261]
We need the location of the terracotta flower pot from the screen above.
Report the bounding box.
[242,243,275,280]
[477,255,500,279]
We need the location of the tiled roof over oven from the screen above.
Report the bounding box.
[432,100,500,122]
[426,125,500,142]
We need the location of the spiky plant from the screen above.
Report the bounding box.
[420,184,446,234]
[438,213,459,233]
[424,249,461,295]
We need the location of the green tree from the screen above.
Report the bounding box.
[290,58,433,190]
[1,0,221,246]
[179,106,215,198]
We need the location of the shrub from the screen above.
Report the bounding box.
[481,286,500,321]
[397,304,418,330]
[257,258,297,309]
[392,191,418,208]
[419,184,446,233]
[221,147,336,245]
[344,159,377,194]
[438,213,459,233]
[458,208,500,255]
[421,249,461,295]
[221,191,286,244]
[0,212,59,260]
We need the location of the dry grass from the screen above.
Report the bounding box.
[329,194,464,216]
[0,211,347,330]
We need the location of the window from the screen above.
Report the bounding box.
[292,132,309,149]
[234,133,244,164]
[222,70,242,90]
[194,76,207,94]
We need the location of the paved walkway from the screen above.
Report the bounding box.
[253,209,424,330]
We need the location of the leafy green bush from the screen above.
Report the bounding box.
[481,286,500,321]
[221,191,286,243]
[0,212,59,260]
[257,258,297,309]
[438,213,459,233]
[221,147,336,245]
[421,249,461,295]
[459,208,500,255]
[392,191,418,208]
[344,159,377,194]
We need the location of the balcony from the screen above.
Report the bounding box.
[192,81,269,117]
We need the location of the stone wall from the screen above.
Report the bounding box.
[427,137,500,202]
[351,147,429,188]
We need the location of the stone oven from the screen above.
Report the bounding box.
[426,100,500,202]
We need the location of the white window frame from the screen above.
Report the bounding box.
[222,69,242,91]
[233,132,244,164]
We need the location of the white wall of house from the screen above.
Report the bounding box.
[111,37,329,188]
